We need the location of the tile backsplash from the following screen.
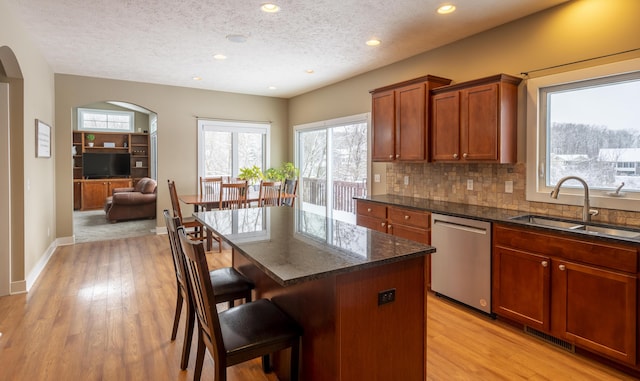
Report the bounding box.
[386,162,640,226]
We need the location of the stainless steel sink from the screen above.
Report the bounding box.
[509,214,640,240]
[509,214,583,229]
[572,225,640,239]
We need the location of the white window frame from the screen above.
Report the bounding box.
[77,108,135,132]
[196,119,270,181]
[294,113,371,218]
[525,57,640,211]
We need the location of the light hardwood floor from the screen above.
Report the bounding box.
[0,235,636,380]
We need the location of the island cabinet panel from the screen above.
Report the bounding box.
[232,251,426,381]
[371,75,451,162]
[493,224,638,366]
[431,74,521,163]
[337,256,425,381]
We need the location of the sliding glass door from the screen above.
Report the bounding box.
[295,114,369,222]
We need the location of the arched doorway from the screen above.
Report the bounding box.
[0,46,25,296]
[72,101,158,243]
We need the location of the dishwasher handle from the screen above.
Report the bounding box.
[433,219,487,235]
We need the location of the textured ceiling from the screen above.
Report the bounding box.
[5,0,568,98]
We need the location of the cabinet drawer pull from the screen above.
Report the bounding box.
[559,264,566,271]
[367,208,372,212]
[453,153,458,159]
[463,152,468,158]
[404,215,410,220]
[541,261,548,267]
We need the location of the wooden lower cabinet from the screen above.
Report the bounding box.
[493,224,638,366]
[80,179,132,210]
[356,200,432,287]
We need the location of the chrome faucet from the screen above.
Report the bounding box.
[550,176,599,222]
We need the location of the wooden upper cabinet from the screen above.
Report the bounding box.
[431,91,460,161]
[371,90,396,161]
[431,74,521,163]
[395,82,426,161]
[371,75,451,162]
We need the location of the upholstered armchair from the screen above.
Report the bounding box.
[104,177,157,222]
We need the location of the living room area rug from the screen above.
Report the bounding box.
[73,210,157,243]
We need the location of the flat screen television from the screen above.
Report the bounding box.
[82,153,131,179]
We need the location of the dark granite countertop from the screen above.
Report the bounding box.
[194,207,436,286]
[356,195,640,245]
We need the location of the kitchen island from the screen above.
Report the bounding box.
[195,207,436,381]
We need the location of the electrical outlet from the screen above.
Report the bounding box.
[404,176,409,185]
[378,288,396,306]
[374,174,381,183]
[505,180,513,193]
[467,179,473,190]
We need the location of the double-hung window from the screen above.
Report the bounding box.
[526,58,640,210]
[197,119,270,179]
[78,108,134,132]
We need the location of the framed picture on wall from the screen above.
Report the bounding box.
[36,119,52,158]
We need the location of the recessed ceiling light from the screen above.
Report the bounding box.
[261,3,280,13]
[213,54,227,60]
[437,4,456,14]
[192,76,202,81]
[306,69,315,74]
[226,34,248,43]
[268,86,277,90]
[366,39,381,46]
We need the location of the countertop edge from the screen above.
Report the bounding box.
[356,195,640,245]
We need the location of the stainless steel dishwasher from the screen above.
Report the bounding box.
[431,213,492,314]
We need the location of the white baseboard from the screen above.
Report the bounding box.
[23,239,59,292]
[10,280,26,294]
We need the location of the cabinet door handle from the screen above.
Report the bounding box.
[541,261,548,267]
[367,208,372,212]
[463,153,469,158]
[558,264,566,271]
[389,154,393,159]
[453,153,459,159]
[396,154,400,158]
[381,222,386,227]
[388,224,392,229]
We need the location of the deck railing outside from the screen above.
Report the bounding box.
[301,177,367,213]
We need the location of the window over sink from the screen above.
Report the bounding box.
[526,58,640,211]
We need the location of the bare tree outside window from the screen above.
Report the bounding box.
[545,76,640,191]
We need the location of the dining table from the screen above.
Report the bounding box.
[193,206,436,381]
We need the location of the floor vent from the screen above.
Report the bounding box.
[524,326,575,352]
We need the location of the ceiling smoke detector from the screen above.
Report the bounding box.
[226,34,248,43]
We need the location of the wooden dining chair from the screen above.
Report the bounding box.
[199,176,224,209]
[281,179,298,207]
[219,181,249,209]
[168,179,205,241]
[164,210,255,371]
[177,227,302,381]
[258,180,282,206]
